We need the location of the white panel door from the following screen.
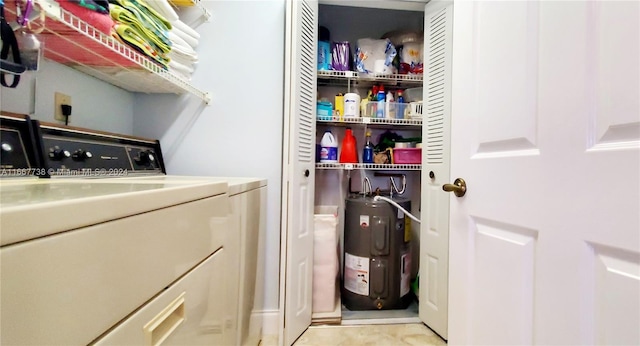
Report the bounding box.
[419,0,453,340]
[448,1,639,345]
[279,0,317,345]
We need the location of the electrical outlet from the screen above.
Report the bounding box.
[54,92,72,122]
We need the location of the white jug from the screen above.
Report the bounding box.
[343,93,361,117]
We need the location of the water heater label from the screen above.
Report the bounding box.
[359,215,370,228]
[344,253,369,296]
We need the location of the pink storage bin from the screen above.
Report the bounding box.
[393,148,422,164]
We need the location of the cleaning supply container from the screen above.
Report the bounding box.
[362,131,374,164]
[339,128,358,163]
[320,130,338,163]
[334,94,344,119]
[317,101,333,120]
[343,93,360,118]
[342,194,412,310]
[318,41,331,70]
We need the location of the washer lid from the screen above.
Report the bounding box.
[0,179,228,246]
[119,175,267,195]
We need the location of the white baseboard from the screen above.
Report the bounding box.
[259,309,280,337]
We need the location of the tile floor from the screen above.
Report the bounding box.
[261,323,447,346]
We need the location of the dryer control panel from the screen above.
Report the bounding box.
[36,122,165,177]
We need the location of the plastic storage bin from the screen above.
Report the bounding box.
[408,101,423,119]
[317,101,333,120]
[393,148,422,164]
[363,101,411,119]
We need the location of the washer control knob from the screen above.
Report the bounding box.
[72,149,93,161]
[1,143,12,152]
[135,150,156,166]
[49,148,71,161]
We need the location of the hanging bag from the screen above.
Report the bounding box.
[1,0,25,88]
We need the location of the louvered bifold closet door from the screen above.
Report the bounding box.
[281,0,317,345]
[419,0,453,340]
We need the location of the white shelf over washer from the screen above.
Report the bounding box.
[6,0,211,104]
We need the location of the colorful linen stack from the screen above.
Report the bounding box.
[109,0,172,68]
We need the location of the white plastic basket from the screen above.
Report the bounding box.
[363,101,416,119]
[408,101,423,119]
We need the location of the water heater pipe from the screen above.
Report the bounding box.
[373,195,422,224]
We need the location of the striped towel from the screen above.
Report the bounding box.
[113,22,170,67]
[110,3,171,54]
[110,0,172,49]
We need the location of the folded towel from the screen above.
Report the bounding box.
[172,19,200,40]
[59,0,115,35]
[113,23,170,67]
[167,31,197,58]
[115,0,172,29]
[168,51,197,66]
[110,3,171,53]
[111,0,172,46]
[144,0,179,23]
[171,25,198,48]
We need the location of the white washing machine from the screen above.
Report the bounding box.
[0,119,265,345]
[115,175,268,346]
[1,177,230,345]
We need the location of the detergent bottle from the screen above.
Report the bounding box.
[320,130,338,163]
[339,128,358,163]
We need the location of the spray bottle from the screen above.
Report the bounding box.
[363,130,374,163]
[376,85,385,118]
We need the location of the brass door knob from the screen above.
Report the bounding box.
[443,178,467,197]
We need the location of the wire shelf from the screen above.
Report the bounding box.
[317,116,422,127]
[317,70,358,79]
[7,0,210,104]
[316,163,421,171]
[317,70,423,87]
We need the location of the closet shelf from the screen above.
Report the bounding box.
[316,163,422,171]
[317,70,423,87]
[317,116,422,127]
[7,0,211,104]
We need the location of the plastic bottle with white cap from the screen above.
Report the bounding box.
[385,90,395,118]
[320,130,338,163]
